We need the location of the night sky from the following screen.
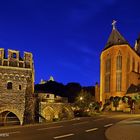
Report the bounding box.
[0,0,140,86]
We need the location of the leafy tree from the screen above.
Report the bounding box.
[65,82,82,103]
[75,89,94,111]
[112,96,121,111]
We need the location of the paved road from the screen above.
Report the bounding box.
[0,114,131,140]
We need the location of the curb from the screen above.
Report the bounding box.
[105,116,140,140]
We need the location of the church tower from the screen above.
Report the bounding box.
[100,21,135,104]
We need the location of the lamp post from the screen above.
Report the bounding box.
[80,96,83,101]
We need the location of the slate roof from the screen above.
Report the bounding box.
[104,28,129,50]
[126,84,140,94]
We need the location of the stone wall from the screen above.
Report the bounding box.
[39,102,74,122]
[0,49,34,125]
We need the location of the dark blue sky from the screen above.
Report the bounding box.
[0,0,140,86]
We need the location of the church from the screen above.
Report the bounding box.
[99,21,140,104]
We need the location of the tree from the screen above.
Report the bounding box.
[112,96,121,111]
[65,82,82,103]
[109,96,121,111]
[75,89,94,111]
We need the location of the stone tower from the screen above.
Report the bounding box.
[0,48,34,125]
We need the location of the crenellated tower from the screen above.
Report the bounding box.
[0,48,34,125]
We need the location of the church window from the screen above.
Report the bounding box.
[138,62,139,73]
[116,52,122,91]
[132,58,135,71]
[105,74,110,92]
[127,56,130,72]
[116,52,122,70]
[105,55,111,93]
[7,82,12,90]
[116,72,122,91]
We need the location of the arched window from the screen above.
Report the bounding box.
[138,62,139,73]
[7,82,12,90]
[127,56,130,72]
[126,55,130,88]
[132,58,135,71]
[116,51,122,92]
[116,51,122,71]
[105,54,111,93]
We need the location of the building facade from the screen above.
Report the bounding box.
[100,22,140,104]
[0,49,34,126]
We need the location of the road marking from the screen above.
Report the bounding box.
[54,133,74,139]
[93,118,104,121]
[85,128,98,132]
[72,121,88,126]
[37,126,63,131]
[9,131,21,134]
[104,123,113,128]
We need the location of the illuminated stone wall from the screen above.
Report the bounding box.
[37,93,74,122]
[100,45,140,103]
[0,48,34,125]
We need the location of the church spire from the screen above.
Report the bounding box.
[104,20,128,49]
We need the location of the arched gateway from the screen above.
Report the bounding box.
[0,109,23,126]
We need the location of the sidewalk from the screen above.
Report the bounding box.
[105,115,140,140]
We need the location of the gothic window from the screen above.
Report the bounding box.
[116,51,122,92]
[127,56,130,72]
[116,72,122,91]
[7,82,12,90]
[105,55,111,93]
[116,52,122,71]
[126,55,130,88]
[138,62,139,73]
[132,58,135,71]
[105,74,110,92]
[105,57,111,73]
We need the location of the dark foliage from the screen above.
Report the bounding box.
[35,81,95,103]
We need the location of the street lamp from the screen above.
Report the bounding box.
[80,96,83,101]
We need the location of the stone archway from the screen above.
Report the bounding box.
[43,106,55,121]
[0,111,20,126]
[60,107,72,120]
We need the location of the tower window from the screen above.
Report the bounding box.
[12,53,17,58]
[7,82,12,90]
[19,85,21,90]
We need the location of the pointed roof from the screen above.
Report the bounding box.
[104,21,128,49]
